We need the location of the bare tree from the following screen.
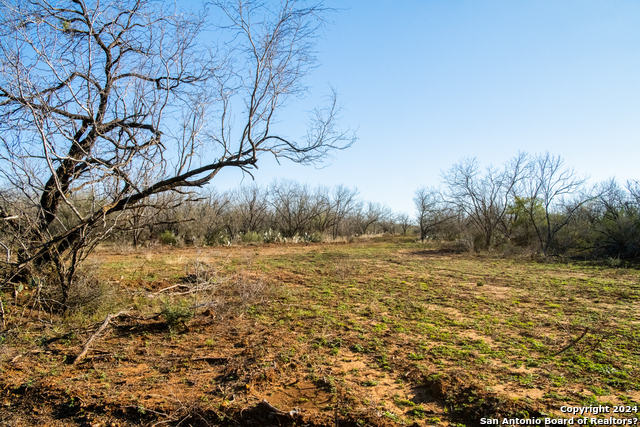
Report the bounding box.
[234,183,270,234]
[328,185,359,239]
[354,202,390,235]
[441,153,528,249]
[0,0,354,304]
[378,210,397,235]
[413,187,451,243]
[588,179,640,258]
[185,188,231,245]
[627,180,640,207]
[309,186,332,235]
[523,152,589,256]
[121,192,189,246]
[311,184,359,239]
[269,180,322,238]
[396,213,412,235]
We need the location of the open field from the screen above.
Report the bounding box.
[1,236,639,426]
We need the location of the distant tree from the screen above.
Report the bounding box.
[181,188,230,245]
[441,153,528,249]
[523,152,590,256]
[396,213,412,235]
[379,211,398,235]
[234,184,270,234]
[328,185,360,239]
[313,185,359,239]
[413,187,451,243]
[124,193,189,246]
[590,179,640,259]
[354,202,390,235]
[504,196,543,247]
[628,179,640,206]
[269,180,322,238]
[311,187,332,235]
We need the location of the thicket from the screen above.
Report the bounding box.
[102,181,392,246]
[417,152,640,260]
[91,153,640,263]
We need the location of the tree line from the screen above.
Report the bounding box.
[100,150,640,263]
[105,180,396,246]
[415,151,640,260]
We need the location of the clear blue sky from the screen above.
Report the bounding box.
[212,0,640,215]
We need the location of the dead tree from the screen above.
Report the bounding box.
[269,180,322,238]
[441,153,528,249]
[322,185,359,239]
[414,187,452,243]
[523,152,590,256]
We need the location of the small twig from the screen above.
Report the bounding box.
[152,284,191,295]
[74,395,86,407]
[0,240,11,264]
[122,405,171,418]
[190,355,228,362]
[10,349,42,363]
[334,386,345,427]
[0,297,5,329]
[587,329,615,353]
[554,326,589,356]
[73,309,129,365]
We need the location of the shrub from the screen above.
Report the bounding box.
[205,232,231,246]
[161,299,194,330]
[606,257,622,267]
[442,238,473,254]
[241,231,263,244]
[310,231,323,243]
[159,230,178,246]
[39,260,113,314]
[472,234,486,251]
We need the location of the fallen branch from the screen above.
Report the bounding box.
[122,405,171,419]
[165,287,216,296]
[554,326,589,356]
[151,283,217,296]
[73,309,129,365]
[191,355,228,363]
[152,284,191,295]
